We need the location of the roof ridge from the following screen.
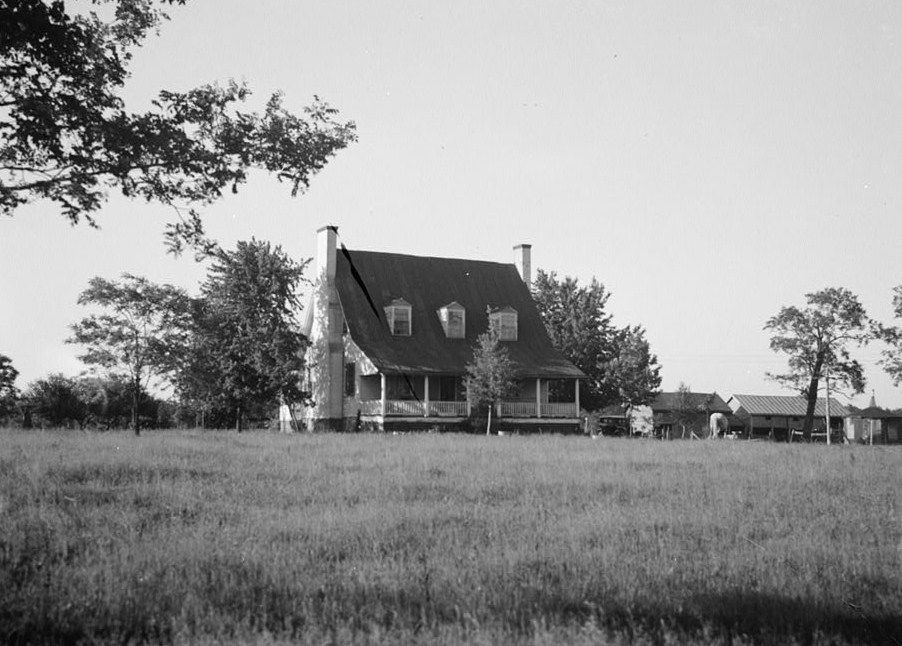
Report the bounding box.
[342,248,516,267]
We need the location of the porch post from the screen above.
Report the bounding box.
[424,375,430,417]
[575,379,580,414]
[536,377,542,418]
[380,373,387,417]
[466,382,472,416]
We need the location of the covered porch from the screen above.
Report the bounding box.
[357,374,581,420]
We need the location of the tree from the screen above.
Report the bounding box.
[875,286,902,386]
[531,269,661,410]
[69,274,193,434]
[177,239,308,431]
[465,325,516,435]
[765,287,870,439]
[0,354,19,421]
[1,0,356,254]
[23,373,87,428]
[76,373,149,429]
[598,325,662,409]
[670,383,705,440]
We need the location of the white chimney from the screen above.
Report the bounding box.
[513,243,531,284]
[316,225,338,281]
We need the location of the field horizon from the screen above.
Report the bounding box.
[1,430,900,644]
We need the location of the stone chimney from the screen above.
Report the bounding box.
[513,243,532,284]
[316,225,338,281]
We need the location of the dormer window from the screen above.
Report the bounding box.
[437,302,466,339]
[489,307,518,341]
[384,299,412,336]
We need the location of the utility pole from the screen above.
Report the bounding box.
[825,364,831,446]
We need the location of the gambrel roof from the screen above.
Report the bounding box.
[333,249,585,379]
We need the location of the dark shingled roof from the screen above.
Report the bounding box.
[334,249,585,379]
[854,406,902,419]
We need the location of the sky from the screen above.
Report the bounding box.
[3,1,902,407]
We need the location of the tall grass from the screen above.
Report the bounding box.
[1,430,899,644]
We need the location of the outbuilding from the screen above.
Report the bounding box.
[726,394,849,442]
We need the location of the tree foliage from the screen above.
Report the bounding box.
[77,373,158,429]
[531,269,661,410]
[765,287,870,438]
[875,285,902,386]
[23,373,87,427]
[670,383,706,440]
[176,239,308,431]
[68,273,192,433]
[465,324,516,434]
[1,0,356,254]
[599,325,662,408]
[0,353,20,420]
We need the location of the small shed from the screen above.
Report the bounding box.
[846,405,902,444]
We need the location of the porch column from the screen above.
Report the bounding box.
[575,379,580,413]
[424,375,430,417]
[536,377,542,418]
[380,373,387,417]
[466,382,472,416]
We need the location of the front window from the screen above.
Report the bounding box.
[489,308,518,340]
[384,299,412,336]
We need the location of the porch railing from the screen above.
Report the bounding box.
[541,402,579,418]
[428,401,468,417]
[359,400,468,417]
[360,399,578,418]
[499,401,537,417]
[384,400,422,416]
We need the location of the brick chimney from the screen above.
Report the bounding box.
[513,243,531,284]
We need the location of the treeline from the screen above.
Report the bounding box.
[1,239,307,433]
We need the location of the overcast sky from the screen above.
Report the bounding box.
[3,1,902,407]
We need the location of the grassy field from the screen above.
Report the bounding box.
[1,431,900,645]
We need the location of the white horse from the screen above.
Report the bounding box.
[709,412,728,439]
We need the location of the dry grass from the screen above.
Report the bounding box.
[1,430,900,644]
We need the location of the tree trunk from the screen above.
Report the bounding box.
[132,377,140,437]
[235,403,243,433]
[486,404,492,435]
[802,354,824,440]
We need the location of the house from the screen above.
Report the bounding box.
[726,394,850,442]
[301,226,586,432]
[845,395,902,444]
[651,391,733,439]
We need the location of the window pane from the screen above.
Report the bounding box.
[393,318,410,335]
[392,306,411,335]
[448,310,463,338]
[344,362,356,397]
[500,313,517,340]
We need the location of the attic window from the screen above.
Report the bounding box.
[489,307,518,341]
[384,299,412,336]
[438,302,466,339]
